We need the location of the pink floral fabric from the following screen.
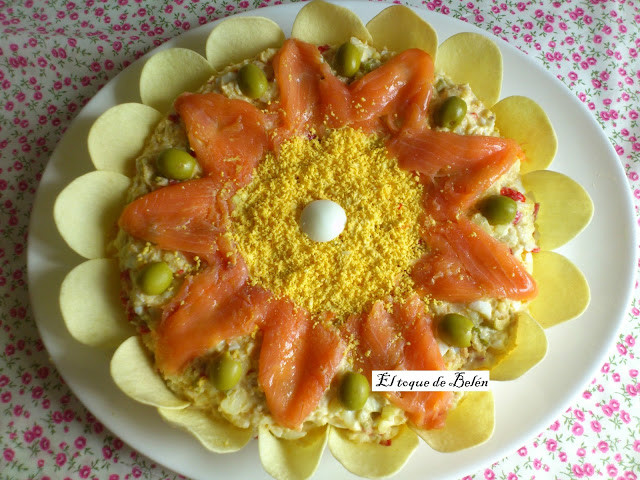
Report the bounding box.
[1,0,638,479]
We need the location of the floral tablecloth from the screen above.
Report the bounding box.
[1,0,639,479]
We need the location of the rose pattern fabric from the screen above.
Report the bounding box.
[1,0,638,479]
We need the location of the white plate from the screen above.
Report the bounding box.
[27,2,636,479]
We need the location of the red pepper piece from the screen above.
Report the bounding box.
[533,202,540,219]
[513,210,523,225]
[500,187,526,203]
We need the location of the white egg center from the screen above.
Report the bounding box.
[300,199,347,243]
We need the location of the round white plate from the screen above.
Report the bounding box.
[27,2,636,479]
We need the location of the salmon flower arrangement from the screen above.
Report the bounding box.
[54,2,593,479]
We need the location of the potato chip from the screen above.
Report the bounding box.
[291,0,373,46]
[206,17,285,71]
[159,406,252,453]
[416,391,494,452]
[366,5,437,59]
[110,336,190,409]
[328,424,418,478]
[522,169,593,250]
[88,103,162,175]
[490,312,547,381]
[435,32,502,107]
[493,96,558,173]
[140,48,214,113]
[60,259,133,348]
[54,171,131,259]
[529,251,590,328]
[259,425,328,480]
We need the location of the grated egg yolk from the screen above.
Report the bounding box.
[231,127,424,319]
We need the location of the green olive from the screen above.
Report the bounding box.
[335,42,361,77]
[156,148,196,180]
[479,195,518,225]
[436,95,467,129]
[438,313,474,348]
[339,372,370,410]
[209,352,243,391]
[237,63,268,99]
[138,262,173,296]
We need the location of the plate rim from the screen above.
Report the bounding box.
[26,2,637,480]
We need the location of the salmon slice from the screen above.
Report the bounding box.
[387,127,516,178]
[426,145,522,215]
[272,38,352,139]
[271,42,433,137]
[344,295,453,430]
[412,219,537,303]
[259,303,345,430]
[174,92,269,190]
[155,256,272,375]
[118,177,232,263]
[349,49,434,132]
[389,128,523,215]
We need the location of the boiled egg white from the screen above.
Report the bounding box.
[300,199,346,242]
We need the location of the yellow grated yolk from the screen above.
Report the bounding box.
[231,127,425,319]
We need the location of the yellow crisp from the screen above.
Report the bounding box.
[231,127,424,318]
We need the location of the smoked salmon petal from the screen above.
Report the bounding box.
[388,127,523,215]
[258,302,346,430]
[387,127,514,179]
[344,296,453,430]
[155,256,272,375]
[271,40,435,138]
[424,138,523,215]
[174,92,269,191]
[349,48,434,132]
[118,177,232,262]
[412,219,537,303]
[272,38,352,139]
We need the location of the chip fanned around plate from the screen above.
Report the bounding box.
[259,425,328,480]
[111,336,191,409]
[522,169,594,250]
[291,0,372,45]
[416,391,494,452]
[327,425,419,478]
[88,103,163,175]
[529,251,591,328]
[54,171,131,259]
[493,96,558,174]
[206,16,286,71]
[490,312,547,381]
[435,32,502,107]
[60,259,133,348]
[366,5,438,59]
[140,48,214,113]
[159,406,253,453]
